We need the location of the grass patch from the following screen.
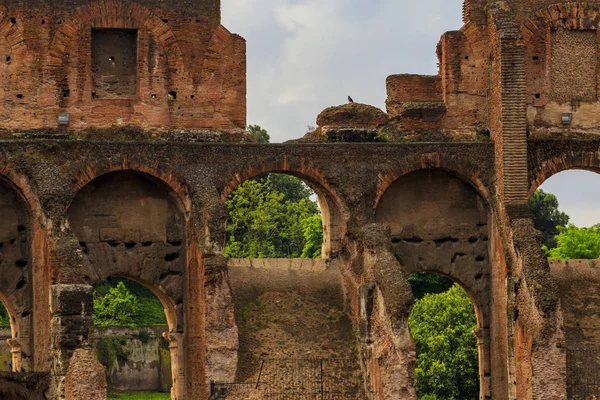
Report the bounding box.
[107,392,171,400]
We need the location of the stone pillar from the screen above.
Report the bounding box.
[7,338,21,372]
[49,284,96,400]
[63,347,106,400]
[163,331,185,400]
[356,224,416,400]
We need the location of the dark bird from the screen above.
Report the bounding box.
[348,96,354,103]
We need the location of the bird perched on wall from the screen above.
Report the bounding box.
[348,96,354,103]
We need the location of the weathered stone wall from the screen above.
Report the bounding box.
[227,262,358,383]
[92,326,171,393]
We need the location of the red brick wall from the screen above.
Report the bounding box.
[0,0,245,132]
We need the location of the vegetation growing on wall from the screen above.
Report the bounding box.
[97,336,130,386]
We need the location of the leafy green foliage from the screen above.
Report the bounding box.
[408,273,454,300]
[529,189,570,249]
[409,284,479,400]
[93,278,167,326]
[248,124,270,144]
[94,282,139,326]
[547,224,600,260]
[0,302,9,327]
[225,174,323,258]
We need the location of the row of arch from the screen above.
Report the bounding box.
[0,155,594,395]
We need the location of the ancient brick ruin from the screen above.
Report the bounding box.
[0,0,599,399]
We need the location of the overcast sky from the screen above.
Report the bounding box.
[221,0,600,227]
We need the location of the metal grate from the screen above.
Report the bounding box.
[209,358,365,399]
[567,347,600,400]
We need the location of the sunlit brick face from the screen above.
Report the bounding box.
[91,29,138,99]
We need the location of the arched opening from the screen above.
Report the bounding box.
[92,277,173,398]
[67,170,186,400]
[531,169,600,399]
[224,173,359,396]
[0,176,32,372]
[408,272,480,399]
[225,173,342,260]
[375,169,491,399]
[531,169,600,256]
[0,299,13,372]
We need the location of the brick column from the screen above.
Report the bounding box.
[49,284,99,399]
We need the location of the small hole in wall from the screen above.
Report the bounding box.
[10,18,16,24]
[63,89,70,98]
[532,56,539,60]
[108,56,115,62]
[41,19,45,25]
[190,94,195,99]
[168,91,177,100]
[16,94,23,99]
[464,55,469,60]
[5,56,10,63]
[151,94,157,99]
[196,19,200,23]
[535,93,541,99]
[92,92,97,99]
[57,19,63,25]
[162,18,169,23]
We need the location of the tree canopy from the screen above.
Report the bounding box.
[248,124,270,144]
[529,189,570,249]
[409,284,479,400]
[547,224,600,260]
[93,279,167,326]
[225,174,323,258]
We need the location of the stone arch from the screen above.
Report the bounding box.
[67,169,188,399]
[529,151,600,197]
[47,0,183,69]
[223,161,346,258]
[375,168,492,398]
[374,154,491,210]
[0,174,34,373]
[71,160,191,213]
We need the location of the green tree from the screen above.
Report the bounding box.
[547,224,600,260]
[94,278,167,326]
[94,281,139,326]
[409,284,479,400]
[529,189,570,249]
[408,272,454,300]
[225,174,323,258]
[248,124,270,144]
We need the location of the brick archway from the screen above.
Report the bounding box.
[223,160,346,259]
[47,0,183,69]
[529,151,600,197]
[374,154,491,210]
[522,2,600,45]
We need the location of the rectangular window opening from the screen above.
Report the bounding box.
[91,29,138,99]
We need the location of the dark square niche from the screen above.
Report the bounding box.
[91,29,138,99]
